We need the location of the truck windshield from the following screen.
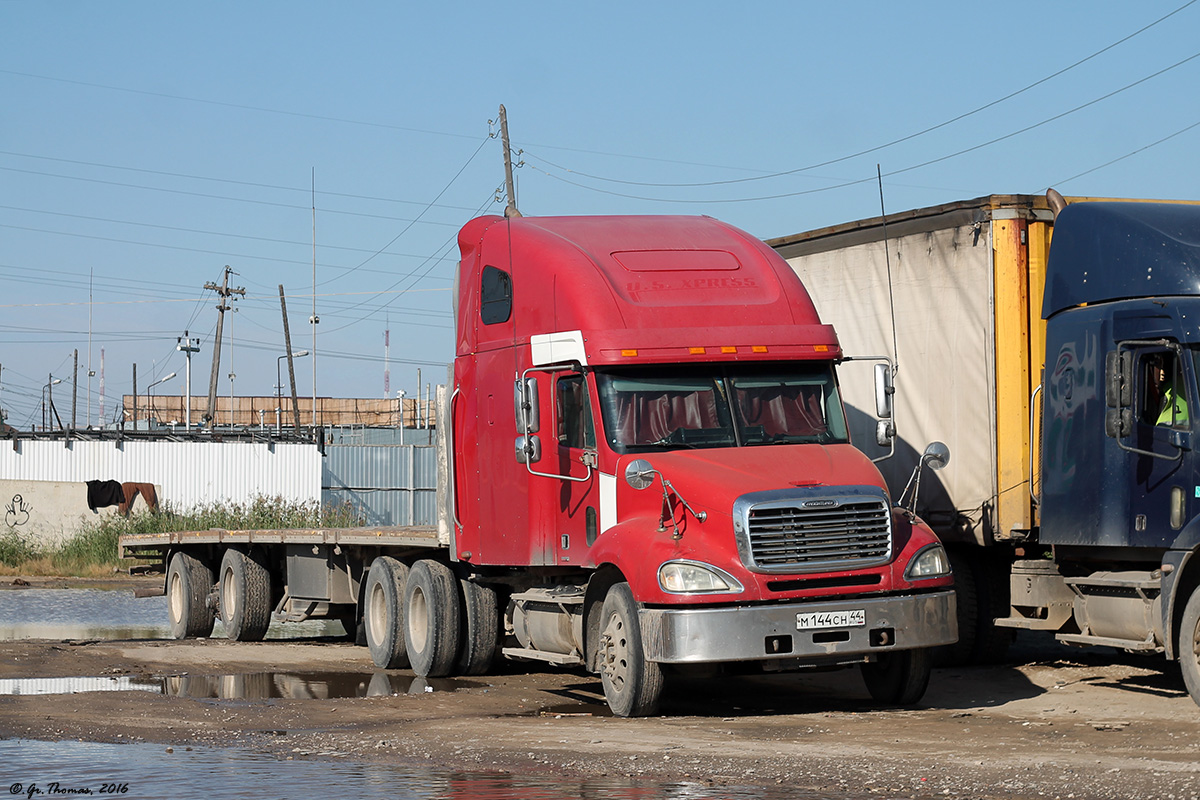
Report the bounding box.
[594,363,850,453]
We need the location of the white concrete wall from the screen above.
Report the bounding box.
[0,480,148,547]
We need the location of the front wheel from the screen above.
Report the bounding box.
[597,582,664,717]
[1179,585,1200,708]
[167,551,216,640]
[861,647,932,705]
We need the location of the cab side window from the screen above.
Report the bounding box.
[1140,351,1189,428]
[557,375,596,450]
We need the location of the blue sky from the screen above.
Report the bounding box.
[3,1,1198,428]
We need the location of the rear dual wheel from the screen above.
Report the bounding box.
[404,559,461,677]
[167,551,216,640]
[365,556,410,669]
[219,548,272,642]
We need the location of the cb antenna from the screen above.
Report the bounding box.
[877,164,899,378]
[497,104,522,218]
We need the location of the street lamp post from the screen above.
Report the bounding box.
[41,376,62,431]
[145,372,177,429]
[177,332,200,429]
[276,350,309,434]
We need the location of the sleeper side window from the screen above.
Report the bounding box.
[480,266,512,325]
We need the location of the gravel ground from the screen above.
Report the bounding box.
[0,578,1198,799]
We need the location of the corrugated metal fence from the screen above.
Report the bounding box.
[321,441,438,526]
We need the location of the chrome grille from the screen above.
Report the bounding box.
[738,493,892,573]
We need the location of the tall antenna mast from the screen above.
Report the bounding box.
[876,164,900,377]
[383,320,390,398]
[498,104,521,218]
[311,168,319,434]
[87,269,93,427]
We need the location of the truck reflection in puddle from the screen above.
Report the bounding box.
[0,672,473,699]
[162,671,474,700]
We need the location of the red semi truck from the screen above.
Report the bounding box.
[121,213,956,716]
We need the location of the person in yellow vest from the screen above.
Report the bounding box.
[1156,358,1189,427]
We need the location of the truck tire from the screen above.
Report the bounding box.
[167,551,216,640]
[597,582,664,717]
[404,559,461,677]
[455,576,498,676]
[219,548,272,642]
[861,647,932,705]
[972,555,1014,664]
[364,556,410,669]
[934,549,978,666]
[1180,585,1200,709]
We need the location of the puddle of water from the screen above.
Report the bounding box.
[0,672,472,700]
[0,588,342,640]
[0,738,834,800]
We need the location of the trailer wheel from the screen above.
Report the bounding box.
[167,551,216,640]
[404,559,462,677]
[455,577,498,676]
[218,548,272,641]
[364,556,410,669]
[934,549,978,666]
[861,647,932,705]
[597,582,664,717]
[1180,585,1200,709]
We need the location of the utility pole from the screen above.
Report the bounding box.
[279,285,303,432]
[177,331,200,428]
[203,266,244,429]
[132,363,138,432]
[498,104,521,219]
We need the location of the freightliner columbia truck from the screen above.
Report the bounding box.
[121,213,956,717]
[770,194,1200,707]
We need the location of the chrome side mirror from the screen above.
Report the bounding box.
[875,419,895,448]
[874,363,894,419]
[514,378,539,433]
[515,434,542,464]
[922,441,950,470]
[624,459,656,490]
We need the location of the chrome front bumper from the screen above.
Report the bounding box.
[638,590,956,664]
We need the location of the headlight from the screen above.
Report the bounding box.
[658,561,744,594]
[904,543,950,580]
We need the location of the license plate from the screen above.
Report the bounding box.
[796,609,866,631]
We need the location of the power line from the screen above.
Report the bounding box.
[320,135,493,285]
[526,48,1200,205]
[0,149,483,213]
[0,166,463,227]
[0,204,465,262]
[0,69,483,142]
[0,222,457,272]
[520,0,1198,190]
[1053,118,1200,187]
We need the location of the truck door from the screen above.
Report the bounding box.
[550,372,599,564]
[1125,345,1194,547]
